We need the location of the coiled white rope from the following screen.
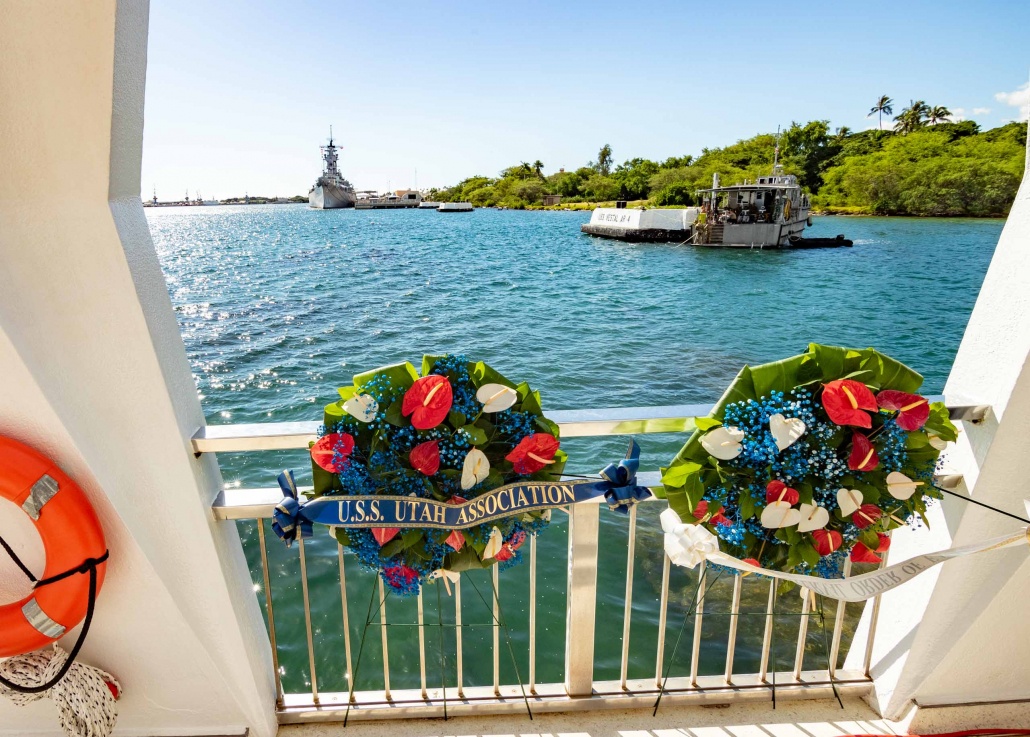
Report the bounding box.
[0,644,120,737]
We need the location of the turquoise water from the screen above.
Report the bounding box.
[149,205,1001,695]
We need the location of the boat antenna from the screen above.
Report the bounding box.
[329,124,333,146]
[772,125,781,174]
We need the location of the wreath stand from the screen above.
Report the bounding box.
[344,570,533,726]
[654,480,1030,716]
[652,566,846,715]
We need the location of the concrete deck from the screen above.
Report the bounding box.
[278,697,896,737]
[276,696,1030,736]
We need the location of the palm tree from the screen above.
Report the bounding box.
[927,105,952,125]
[596,144,613,175]
[894,100,929,134]
[834,126,852,141]
[532,160,544,179]
[518,162,533,178]
[868,95,893,130]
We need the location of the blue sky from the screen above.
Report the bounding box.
[141,0,1030,200]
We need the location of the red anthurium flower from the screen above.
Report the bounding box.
[445,530,465,551]
[442,495,468,550]
[876,390,930,431]
[848,433,879,472]
[372,527,401,547]
[711,511,732,526]
[876,532,891,553]
[812,529,843,556]
[409,440,441,475]
[742,557,761,567]
[693,500,731,526]
[310,432,356,473]
[494,531,529,562]
[852,504,882,529]
[765,480,800,505]
[402,374,453,430]
[506,433,560,474]
[822,379,878,428]
[850,542,882,564]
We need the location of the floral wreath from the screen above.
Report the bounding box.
[660,344,958,578]
[304,354,565,595]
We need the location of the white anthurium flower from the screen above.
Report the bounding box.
[796,503,829,532]
[343,393,378,423]
[760,501,801,529]
[928,434,948,451]
[660,508,720,569]
[837,488,863,517]
[461,448,490,490]
[700,426,745,461]
[483,526,504,559]
[769,413,806,452]
[429,567,461,595]
[429,568,461,584]
[886,471,924,501]
[476,383,518,413]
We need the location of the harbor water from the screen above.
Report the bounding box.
[149,205,1002,695]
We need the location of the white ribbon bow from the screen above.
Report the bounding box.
[660,508,720,569]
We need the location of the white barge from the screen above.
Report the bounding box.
[581,206,699,241]
[436,202,474,212]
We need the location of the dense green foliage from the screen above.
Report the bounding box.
[428,120,1026,216]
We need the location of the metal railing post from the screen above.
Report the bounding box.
[564,501,599,697]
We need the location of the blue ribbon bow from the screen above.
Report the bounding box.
[272,470,313,546]
[598,440,653,514]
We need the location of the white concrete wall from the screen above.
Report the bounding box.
[589,207,698,230]
[853,125,1030,726]
[0,2,276,735]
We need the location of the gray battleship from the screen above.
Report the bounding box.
[308,129,356,209]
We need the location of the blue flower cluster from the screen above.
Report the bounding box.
[431,354,480,419]
[494,408,536,443]
[721,389,852,491]
[807,548,848,579]
[876,418,909,473]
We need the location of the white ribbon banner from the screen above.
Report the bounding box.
[660,508,1030,603]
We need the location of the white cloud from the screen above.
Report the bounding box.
[949,107,967,122]
[995,82,1030,121]
[972,107,991,115]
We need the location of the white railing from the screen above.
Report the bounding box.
[199,399,984,723]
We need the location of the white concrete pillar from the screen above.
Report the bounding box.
[853,128,1030,726]
[0,2,276,735]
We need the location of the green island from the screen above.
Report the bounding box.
[428,99,1027,217]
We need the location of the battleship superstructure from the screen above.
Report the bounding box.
[308,128,356,209]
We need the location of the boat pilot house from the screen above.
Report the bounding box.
[693,170,811,247]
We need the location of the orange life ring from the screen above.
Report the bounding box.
[0,436,107,658]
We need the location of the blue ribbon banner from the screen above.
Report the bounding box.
[272,441,653,544]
